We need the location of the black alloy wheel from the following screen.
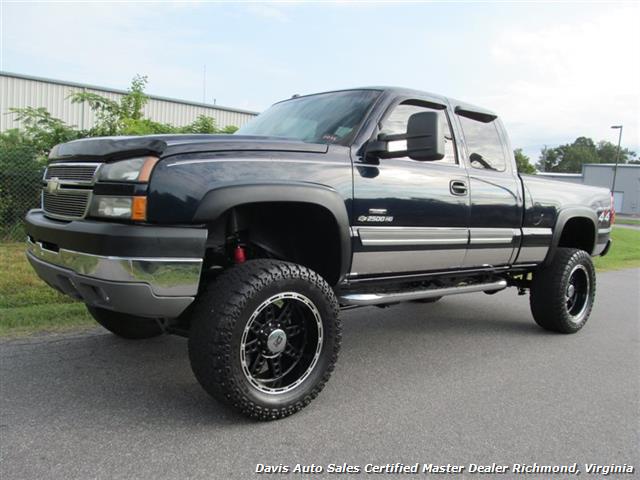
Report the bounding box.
[530,247,596,333]
[188,260,341,420]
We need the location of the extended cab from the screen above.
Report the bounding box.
[25,87,614,420]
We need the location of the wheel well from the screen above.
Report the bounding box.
[558,217,595,254]
[205,202,343,286]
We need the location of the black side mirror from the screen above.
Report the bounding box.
[367,111,445,161]
[405,111,444,161]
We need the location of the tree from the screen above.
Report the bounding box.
[536,136,638,174]
[596,140,637,164]
[537,146,560,172]
[9,74,239,155]
[177,115,217,134]
[9,107,81,158]
[220,125,239,134]
[514,149,536,174]
[558,137,599,173]
[70,75,172,136]
[175,116,239,134]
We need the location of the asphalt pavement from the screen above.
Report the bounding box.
[1,269,638,479]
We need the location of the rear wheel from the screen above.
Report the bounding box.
[188,259,341,420]
[529,248,596,333]
[87,306,163,339]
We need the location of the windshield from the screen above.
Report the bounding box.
[237,90,381,146]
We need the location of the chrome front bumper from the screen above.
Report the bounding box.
[27,238,202,296]
[26,239,203,318]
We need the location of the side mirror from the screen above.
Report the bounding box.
[405,111,445,161]
[367,111,445,161]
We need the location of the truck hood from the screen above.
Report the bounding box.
[49,134,329,162]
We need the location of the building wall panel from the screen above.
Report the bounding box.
[1,72,257,133]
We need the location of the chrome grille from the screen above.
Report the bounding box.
[42,163,98,220]
[44,163,99,183]
[42,190,91,219]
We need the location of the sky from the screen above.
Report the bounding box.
[1,1,639,161]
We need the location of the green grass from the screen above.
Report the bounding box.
[594,227,640,271]
[615,218,640,226]
[0,242,93,337]
[1,227,638,337]
[0,303,93,337]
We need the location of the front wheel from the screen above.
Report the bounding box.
[188,260,341,420]
[529,248,596,333]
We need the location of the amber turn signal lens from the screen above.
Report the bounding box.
[137,156,159,182]
[131,196,147,221]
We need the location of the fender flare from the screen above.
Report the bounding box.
[193,182,352,281]
[544,207,598,265]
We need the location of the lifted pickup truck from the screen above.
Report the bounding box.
[25,87,613,420]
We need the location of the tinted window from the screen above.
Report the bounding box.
[380,102,457,164]
[458,115,506,171]
[237,90,381,146]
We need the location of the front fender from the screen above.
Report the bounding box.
[193,182,352,281]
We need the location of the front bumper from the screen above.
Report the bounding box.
[25,210,207,318]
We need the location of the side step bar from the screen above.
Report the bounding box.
[338,279,508,306]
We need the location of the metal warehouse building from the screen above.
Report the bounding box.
[539,164,640,215]
[0,71,258,132]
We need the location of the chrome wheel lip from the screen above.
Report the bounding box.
[240,292,323,395]
[565,264,591,324]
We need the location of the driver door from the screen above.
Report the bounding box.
[351,99,470,276]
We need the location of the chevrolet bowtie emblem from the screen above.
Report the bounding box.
[46,177,61,195]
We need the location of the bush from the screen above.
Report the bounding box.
[0,130,45,240]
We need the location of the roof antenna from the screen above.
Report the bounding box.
[291,94,300,98]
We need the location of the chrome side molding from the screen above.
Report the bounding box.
[515,227,553,263]
[353,226,468,246]
[338,279,508,306]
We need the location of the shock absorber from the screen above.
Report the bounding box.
[227,208,246,263]
[234,244,246,264]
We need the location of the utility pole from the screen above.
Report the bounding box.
[203,65,207,104]
[610,125,623,193]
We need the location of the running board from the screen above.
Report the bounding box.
[338,279,508,306]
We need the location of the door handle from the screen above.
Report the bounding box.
[450,180,468,196]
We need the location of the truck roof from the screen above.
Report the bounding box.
[279,86,499,121]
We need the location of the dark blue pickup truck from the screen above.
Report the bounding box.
[25,87,613,420]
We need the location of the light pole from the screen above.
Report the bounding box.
[610,125,623,193]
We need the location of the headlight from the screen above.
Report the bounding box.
[93,197,132,218]
[98,156,159,182]
[90,196,147,221]
[91,156,155,221]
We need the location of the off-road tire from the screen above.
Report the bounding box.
[530,248,596,333]
[87,306,164,339]
[188,259,341,421]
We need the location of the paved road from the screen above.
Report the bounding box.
[1,269,638,479]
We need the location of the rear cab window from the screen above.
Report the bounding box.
[456,110,507,172]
